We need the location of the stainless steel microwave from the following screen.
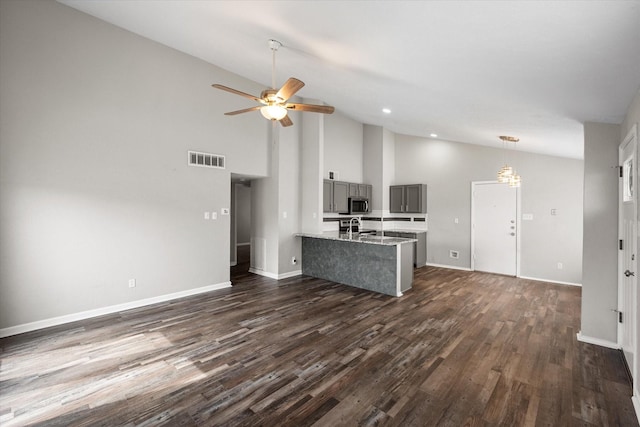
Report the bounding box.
[348,197,369,214]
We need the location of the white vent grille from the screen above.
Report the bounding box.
[188,151,225,169]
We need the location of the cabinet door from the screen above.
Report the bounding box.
[349,183,359,197]
[364,185,372,211]
[323,180,334,212]
[357,184,367,197]
[390,186,405,213]
[333,181,350,213]
[405,184,423,213]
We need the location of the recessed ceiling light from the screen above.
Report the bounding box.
[382,108,391,114]
[430,133,438,138]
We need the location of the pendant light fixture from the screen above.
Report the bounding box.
[497,135,522,188]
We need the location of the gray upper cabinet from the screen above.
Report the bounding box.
[333,181,349,213]
[349,183,359,197]
[323,180,334,212]
[390,184,427,213]
[324,180,349,213]
[325,180,372,213]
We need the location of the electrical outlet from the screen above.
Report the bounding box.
[557,262,563,270]
[128,279,136,288]
[449,250,459,259]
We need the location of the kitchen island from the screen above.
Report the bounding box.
[296,232,416,297]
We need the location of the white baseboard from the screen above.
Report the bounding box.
[576,332,620,350]
[425,262,472,271]
[248,268,302,280]
[518,275,582,287]
[0,281,232,339]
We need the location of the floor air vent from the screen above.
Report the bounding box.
[188,151,225,169]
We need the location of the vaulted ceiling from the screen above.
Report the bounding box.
[60,0,640,159]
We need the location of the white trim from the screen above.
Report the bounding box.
[576,332,620,350]
[0,281,232,338]
[278,270,302,279]
[230,261,237,267]
[248,268,302,280]
[236,242,251,247]
[426,262,472,271]
[517,275,582,287]
[632,394,640,426]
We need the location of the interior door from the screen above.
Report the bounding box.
[619,126,637,377]
[472,182,518,276]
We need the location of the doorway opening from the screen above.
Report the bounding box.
[618,124,637,392]
[231,175,253,281]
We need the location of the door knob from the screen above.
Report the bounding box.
[510,232,515,236]
[624,269,635,277]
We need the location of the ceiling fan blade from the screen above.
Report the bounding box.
[276,78,305,102]
[279,115,293,127]
[285,103,335,114]
[224,106,261,116]
[212,84,263,103]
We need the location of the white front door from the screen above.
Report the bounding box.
[619,125,637,378]
[472,182,518,276]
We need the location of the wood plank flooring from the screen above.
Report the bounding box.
[1,256,637,426]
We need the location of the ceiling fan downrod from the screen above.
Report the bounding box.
[268,39,282,90]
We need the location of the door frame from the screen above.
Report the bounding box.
[618,123,638,389]
[471,180,522,276]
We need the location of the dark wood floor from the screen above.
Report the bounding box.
[1,257,637,426]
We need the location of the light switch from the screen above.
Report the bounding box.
[283,211,287,219]
[204,212,210,220]
[212,212,218,220]
[454,218,459,224]
[522,214,533,220]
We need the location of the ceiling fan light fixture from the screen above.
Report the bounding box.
[260,104,287,121]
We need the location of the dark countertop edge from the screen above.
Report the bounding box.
[295,233,417,246]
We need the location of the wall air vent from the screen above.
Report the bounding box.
[188,151,225,169]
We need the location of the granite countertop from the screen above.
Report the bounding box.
[381,229,427,234]
[296,231,417,246]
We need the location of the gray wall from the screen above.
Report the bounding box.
[394,134,583,284]
[0,0,269,329]
[581,122,621,343]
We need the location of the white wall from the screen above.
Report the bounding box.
[0,0,269,330]
[323,112,364,182]
[394,134,583,284]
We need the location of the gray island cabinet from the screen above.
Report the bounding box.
[296,232,415,296]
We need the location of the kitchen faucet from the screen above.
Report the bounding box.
[348,217,362,239]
